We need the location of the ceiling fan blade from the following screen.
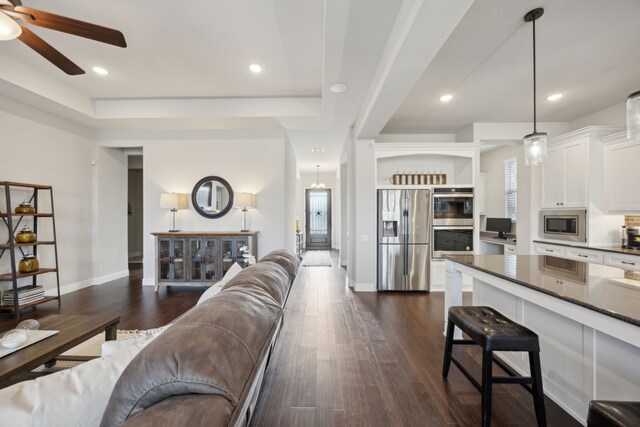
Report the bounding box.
[13,6,126,48]
[7,0,22,6]
[0,5,33,20]
[18,26,85,75]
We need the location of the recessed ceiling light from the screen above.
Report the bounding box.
[311,148,325,153]
[92,66,109,76]
[440,94,453,102]
[249,63,263,73]
[547,93,563,101]
[329,83,348,94]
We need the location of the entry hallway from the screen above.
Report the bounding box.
[251,251,580,426]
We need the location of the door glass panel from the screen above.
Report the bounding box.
[309,190,328,234]
[204,239,216,280]
[221,238,234,275]
[173,240,185,280]
[190,239,203,281]
[159,240,171,280]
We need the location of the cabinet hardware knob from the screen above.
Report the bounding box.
[622,261,634,265]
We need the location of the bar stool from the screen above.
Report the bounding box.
[442,306,547,427]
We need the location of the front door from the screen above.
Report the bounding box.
[306,188,332,249]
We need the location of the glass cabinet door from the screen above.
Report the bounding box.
[221,238,234,275]
[203,239,217,280]
[172,239,185,280]
[159,239,172,280]
[235,237,249,266]
[190,239,204,281]
[158,238,185,281]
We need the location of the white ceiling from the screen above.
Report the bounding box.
[0,0,638,171]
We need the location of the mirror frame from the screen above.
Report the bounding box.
[191,176,234,219]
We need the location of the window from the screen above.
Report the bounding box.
[504,158,517,220]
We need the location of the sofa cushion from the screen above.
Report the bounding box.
[259,249,300,282]
[101,286,282,427]
[196,262,243,306]
[121,394,232,427]
[221,261,290,306]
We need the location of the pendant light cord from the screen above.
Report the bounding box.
[532,15,537,133]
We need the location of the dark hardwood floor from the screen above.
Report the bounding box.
[0,255,581,426]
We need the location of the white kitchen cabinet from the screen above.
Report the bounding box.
[533,242,565,257]
[603,132,640,212]
[564,246,604,264]
[603,252,640,272]
[542,138,587,208]
[504,244,516,254]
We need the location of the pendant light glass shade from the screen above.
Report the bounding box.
[0,13,22,41]
[524,132,548,166]
[311,165,325,189]
[627,91,640,140]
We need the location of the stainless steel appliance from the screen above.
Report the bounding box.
[540,209,587,242]
[377,189,430,291]
[432,187,474,226]
[627,226,640,249]
[432,226,474,259]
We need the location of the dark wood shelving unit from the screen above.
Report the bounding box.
[0,182,61,317]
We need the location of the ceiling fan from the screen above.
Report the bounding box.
[0,0,126,75]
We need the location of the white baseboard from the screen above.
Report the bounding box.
[354,282,376,292]
[142,277,156,287]
[93,269,129,285]
[128,251,143,258]
[45,278,94,296]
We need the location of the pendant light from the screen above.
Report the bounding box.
[627,91,640,140]
[523,8,547,166]
[311,165,325,189]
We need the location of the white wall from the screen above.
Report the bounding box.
[570,102,626,131]
[284,137,297,252]
[0,106,96,295]
[113,138,288,285]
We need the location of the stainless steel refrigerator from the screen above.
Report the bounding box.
[377,189,430,291]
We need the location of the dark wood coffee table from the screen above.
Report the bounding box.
[0,314,120,388]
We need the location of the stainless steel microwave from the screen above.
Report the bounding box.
[540,209,587,242]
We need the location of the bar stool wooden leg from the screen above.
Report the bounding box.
[442,320,455,378]
[481,349,493,427]
[529,351,547,427]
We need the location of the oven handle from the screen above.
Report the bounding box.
[433,226,474,231]
[433,193,474,198]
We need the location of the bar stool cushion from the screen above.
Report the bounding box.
[448,306,540,352]
[588,400,640,427]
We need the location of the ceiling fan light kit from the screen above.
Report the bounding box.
[627,91,640,140]
[0,0,126,75]
[0,9,21,40]
[523,7,548,166]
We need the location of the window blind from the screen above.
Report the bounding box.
[504,159,517,220]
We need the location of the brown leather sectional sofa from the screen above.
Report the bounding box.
[100,249,300,427]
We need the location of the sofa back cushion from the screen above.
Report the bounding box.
[100,287,282,427]
[259,249,300,282]
[221,261,290,306]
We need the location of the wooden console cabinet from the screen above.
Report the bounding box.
[151,231,258,292]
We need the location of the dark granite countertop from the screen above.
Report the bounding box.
[445,254,640,327]
[533,239,640,256]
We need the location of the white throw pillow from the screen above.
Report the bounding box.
[0,338,152,427]
[196,262,243,305]
[101,326,168,357]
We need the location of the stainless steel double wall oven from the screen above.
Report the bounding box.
[431,187,474,259]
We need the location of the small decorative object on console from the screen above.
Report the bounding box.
[0,329,29,348]
[15,226,36,243]
[14,201,36,214]
[18,252,39,273]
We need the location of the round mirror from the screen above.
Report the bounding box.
[191,176,234,218]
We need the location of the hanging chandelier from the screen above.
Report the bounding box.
[311,165,325,189]
[523,8,547,166]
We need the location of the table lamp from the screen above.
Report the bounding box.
[160,193,188,232]
[234,192,256,232]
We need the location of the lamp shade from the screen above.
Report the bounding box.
[160,193,188,210]
[234,192,256,209]
[627,91,640,140]
[523,132,548,166]
[0,13,21,41]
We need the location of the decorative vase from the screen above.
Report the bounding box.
[15,226,36,243]
[18,253,39,273]
[15,201,36,214]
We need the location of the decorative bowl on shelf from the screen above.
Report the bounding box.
[18,253,39,273]
[15,225,36,243]
[15,201,36,214]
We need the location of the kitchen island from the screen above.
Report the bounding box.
[444,254,640,425]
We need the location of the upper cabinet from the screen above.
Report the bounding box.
[603,132,640,212]
[542,137,587,208]
[541,127,621,210]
